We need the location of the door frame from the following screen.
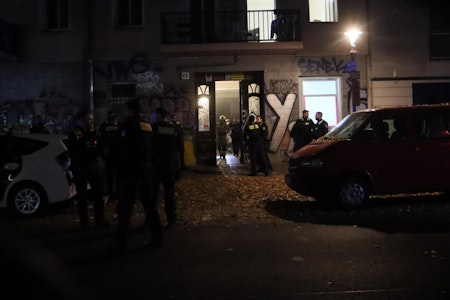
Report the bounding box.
[194,71,264,165]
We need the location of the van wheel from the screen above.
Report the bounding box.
[7,183,48,216]
[336,177,369,209]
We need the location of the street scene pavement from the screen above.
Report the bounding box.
[2,153,450,299]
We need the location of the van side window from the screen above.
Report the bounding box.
[390,117,407,141]
[359,116,394,141]
[417,112,450,139]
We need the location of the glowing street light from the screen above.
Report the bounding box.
[344,29,362,108]
[345,29,362,53]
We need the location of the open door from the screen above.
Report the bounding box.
[194,71,264,166]
[240,75,264,163]
[195,81,216,165]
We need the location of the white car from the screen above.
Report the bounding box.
[0,133,76,216]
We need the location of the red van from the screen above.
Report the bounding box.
[285,104,450,208]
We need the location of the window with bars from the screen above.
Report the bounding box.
[115,0,144,28]
[40,0,70,31]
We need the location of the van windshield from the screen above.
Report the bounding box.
[325,112,371,139]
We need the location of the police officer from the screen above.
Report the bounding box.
[152,108,178,228]
[256,115,273,174]
[170,113,185,180]
[98,111,121,202]
[67,108,108,229]
[243,115,270,176]
[290,110,314,151]
[113,100,163,253]
[313,111,329,139]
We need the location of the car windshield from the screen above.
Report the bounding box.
[325,112,371,139]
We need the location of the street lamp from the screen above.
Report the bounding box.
[344,29,362,109]
[345,29,362,53]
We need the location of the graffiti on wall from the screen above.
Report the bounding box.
[262,78,298,154]
[265,93,296,152]
[297,56,347,75]
[0,96,78,134]
[95,54,164,94]
[133,71,163,93]
[134,95,194,131]
[264,57,354,155]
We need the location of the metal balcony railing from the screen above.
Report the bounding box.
[161,9,300,44]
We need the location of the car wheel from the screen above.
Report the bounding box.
[8,183,48,216]
[336,177,369,209]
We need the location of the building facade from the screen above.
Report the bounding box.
[1,0,449,165]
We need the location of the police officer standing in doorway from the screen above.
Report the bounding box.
[67,108,108,229]
[256,115,273,174]
[290,109,314,151]
[152,108,178,229]
[113,100,163,254]
[243,115,270,176]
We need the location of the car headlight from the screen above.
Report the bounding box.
[299,158,323,168]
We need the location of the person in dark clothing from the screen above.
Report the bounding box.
[98,111,121,202]
[170,113,186,181]
[313,111,329,139]
[113,100,163,253]
[256,115,273,174]
[243,115,270,176]
[230,118,242,157]
[290,110,314,152]
[152,108,178,228]
[67,108,108,229]
[30,115,49,133]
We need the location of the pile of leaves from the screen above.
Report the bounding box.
[171,163,311,227]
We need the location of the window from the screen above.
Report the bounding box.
[115,0,144,28]
[308,0,338,23]
[301,78,341,127]
[40,0,70,31]
[429,0,450,59]
[416,111,450,139]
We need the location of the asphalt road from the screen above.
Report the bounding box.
[2,154,450,299]
[3,217,450,299]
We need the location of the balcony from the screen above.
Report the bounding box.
[160,9,303,57]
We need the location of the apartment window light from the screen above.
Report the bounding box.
[309,0,338,23]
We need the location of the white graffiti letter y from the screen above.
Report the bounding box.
[266,93,296,152]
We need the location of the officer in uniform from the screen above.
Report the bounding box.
[243,115,270,176]
[256,115,273,174]
[152,108,178,228]
[290,109,314,151]
[67,108,108,229]
[170,113,185,180]
[113,100,163,253]
[313,111,329,139]
[98,111,121,202]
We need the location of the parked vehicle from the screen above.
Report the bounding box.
[285,104,450,208]
[0,133,76,216]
